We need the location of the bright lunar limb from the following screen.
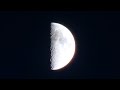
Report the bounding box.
[50,22,75,70]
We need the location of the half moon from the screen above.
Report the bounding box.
[50,22,75,70]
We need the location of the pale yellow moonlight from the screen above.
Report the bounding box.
[50,22,75,70]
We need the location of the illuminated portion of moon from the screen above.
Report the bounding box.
[50,22,75,70]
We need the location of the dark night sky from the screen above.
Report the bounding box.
[0,11,120,79]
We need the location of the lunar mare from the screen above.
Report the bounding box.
[50,22,75,70]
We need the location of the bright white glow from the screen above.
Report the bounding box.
[50,22,75,70]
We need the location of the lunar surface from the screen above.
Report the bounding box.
[50,22,75,70]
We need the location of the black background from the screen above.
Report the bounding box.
[0,1,120,80]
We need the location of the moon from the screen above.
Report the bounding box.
[50,22,75,70]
